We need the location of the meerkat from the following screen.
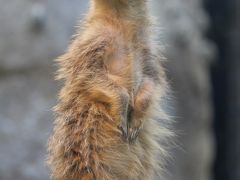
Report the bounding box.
[47,0,172,179]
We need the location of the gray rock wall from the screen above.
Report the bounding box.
[0,1,214,180]
[150,1,215,180]
[0,1,88,179]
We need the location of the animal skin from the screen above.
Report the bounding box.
[47,0,173,179]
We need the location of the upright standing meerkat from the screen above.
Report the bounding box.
[48,0,173,179]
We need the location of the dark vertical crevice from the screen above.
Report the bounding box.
[204,0,239,179]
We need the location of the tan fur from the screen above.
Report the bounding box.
[47,0,172,179]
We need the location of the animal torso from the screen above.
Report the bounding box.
[48,1,172,180]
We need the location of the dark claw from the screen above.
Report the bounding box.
[119,125,128,140]
[127,127,141,143]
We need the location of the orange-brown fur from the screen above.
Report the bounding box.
[47,0,172,179]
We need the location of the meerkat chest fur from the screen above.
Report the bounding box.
[104,30,147,96]
[88,0,152,93]
[48,1,171,180]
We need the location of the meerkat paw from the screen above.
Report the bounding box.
[127,125,143,143]
[119,120,128,140]
[126,116,144,143]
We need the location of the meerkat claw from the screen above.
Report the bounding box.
[120,125,128,139]
[127,127,141,143]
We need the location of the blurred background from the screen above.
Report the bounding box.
[0,0,239,180]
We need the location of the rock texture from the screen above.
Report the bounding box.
[0,1,88,179]
[150,0,215,180]
[0,0,214,180]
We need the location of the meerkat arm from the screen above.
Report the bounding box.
[87,83,130,136]
[127,77,155,142]
[62,26,131,136]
